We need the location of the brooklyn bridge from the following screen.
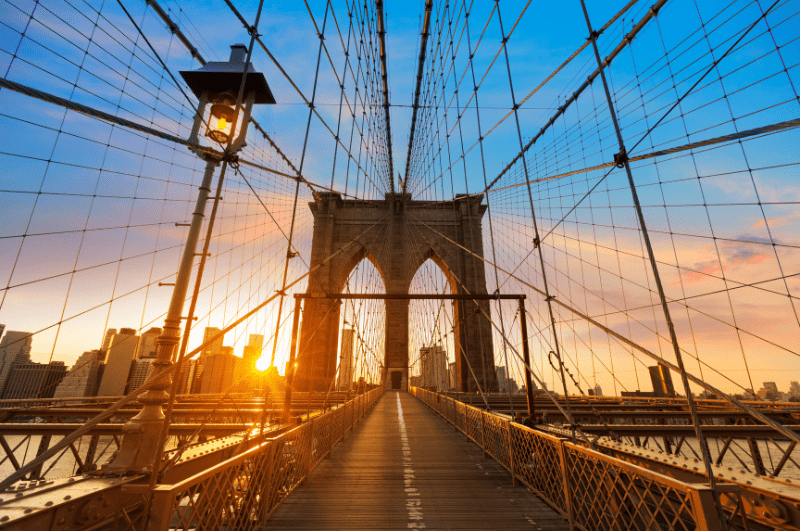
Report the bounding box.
[0,0,798,528]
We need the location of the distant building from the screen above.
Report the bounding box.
[128,359,154,393]
[622,390,656,398]
[758,382,780,400]
[135,327,161,359]
[594,384,603,396]
[200,351,238,394]
[101,328,116,353]
[202,327,224,356]
[2,361,67,399]
[97,328,139,396]
[497,366,522,393]
[789,381,800,398]
[0,331,33,395]
[178,359,200,394]
[448,362,457,390]
[420,345,447,391]
[496,366,507,392]
[337,329,355,391]
[237,335,263,390]
[54,350,104,399]
[649,365,676,398]
[248,334,264,350]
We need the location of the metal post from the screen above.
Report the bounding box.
[507,420,517,487]
[557,441,576,530]
[518,298,535,420]
[283,296,303,423]
[106,157,217,473]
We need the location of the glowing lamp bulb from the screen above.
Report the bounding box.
[217,116,227,130]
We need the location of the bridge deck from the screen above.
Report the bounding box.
[268,391,570,530]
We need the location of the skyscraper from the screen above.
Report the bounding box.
[0,331,33,395]
[202,327,224,356]
[54,350,104,399]
[337,329,355,391]
[248,334,264,350]
[200,350,237,394]
[420,345,447,391]
[128,359,154,393]
[496,366,509,392]
[448,362,457,390]
[2,361,67,400]
[97,328,139,396]
[649,365,676,398]
[238,335,264,391]
[177,358,200,394]
[101,328,116,352]
[135,327,161,359]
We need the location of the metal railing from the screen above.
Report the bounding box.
[410,387,746,531]
[148,386,383,530]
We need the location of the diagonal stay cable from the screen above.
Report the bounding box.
[405,209,800,447]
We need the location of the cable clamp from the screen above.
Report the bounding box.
[275,290,287,296]
[613,148,628,168]
[545,295,556,302]
[287,250,299,259]
[532,236,540,249]
[587,30,600,41]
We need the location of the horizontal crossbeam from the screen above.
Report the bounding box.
[296,293,525,300]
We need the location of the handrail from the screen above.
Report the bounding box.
[410,386,743,531]
[148,386,384,530]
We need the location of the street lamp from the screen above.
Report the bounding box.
[105,43,275,475]
[180,44,275,151]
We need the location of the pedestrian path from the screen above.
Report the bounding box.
[267,391,570,530]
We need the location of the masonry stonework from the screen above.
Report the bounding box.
[294,193,497,393]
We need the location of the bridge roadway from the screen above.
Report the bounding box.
[268,391,570,530]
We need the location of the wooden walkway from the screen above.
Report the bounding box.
[268,391,570,530]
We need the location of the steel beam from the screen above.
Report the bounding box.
[296,293,525,300]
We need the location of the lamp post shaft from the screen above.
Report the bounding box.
[283,296,303,423]
[518,298,535,420]
[106,157,218,473]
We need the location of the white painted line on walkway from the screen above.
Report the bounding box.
[398,393,426,529]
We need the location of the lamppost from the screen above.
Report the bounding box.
[105,44,274,474]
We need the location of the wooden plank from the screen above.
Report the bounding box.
[267,391,570,530]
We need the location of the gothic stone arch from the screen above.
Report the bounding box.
[295,192,497,392]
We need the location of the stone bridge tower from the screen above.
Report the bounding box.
[294,193,497,393]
